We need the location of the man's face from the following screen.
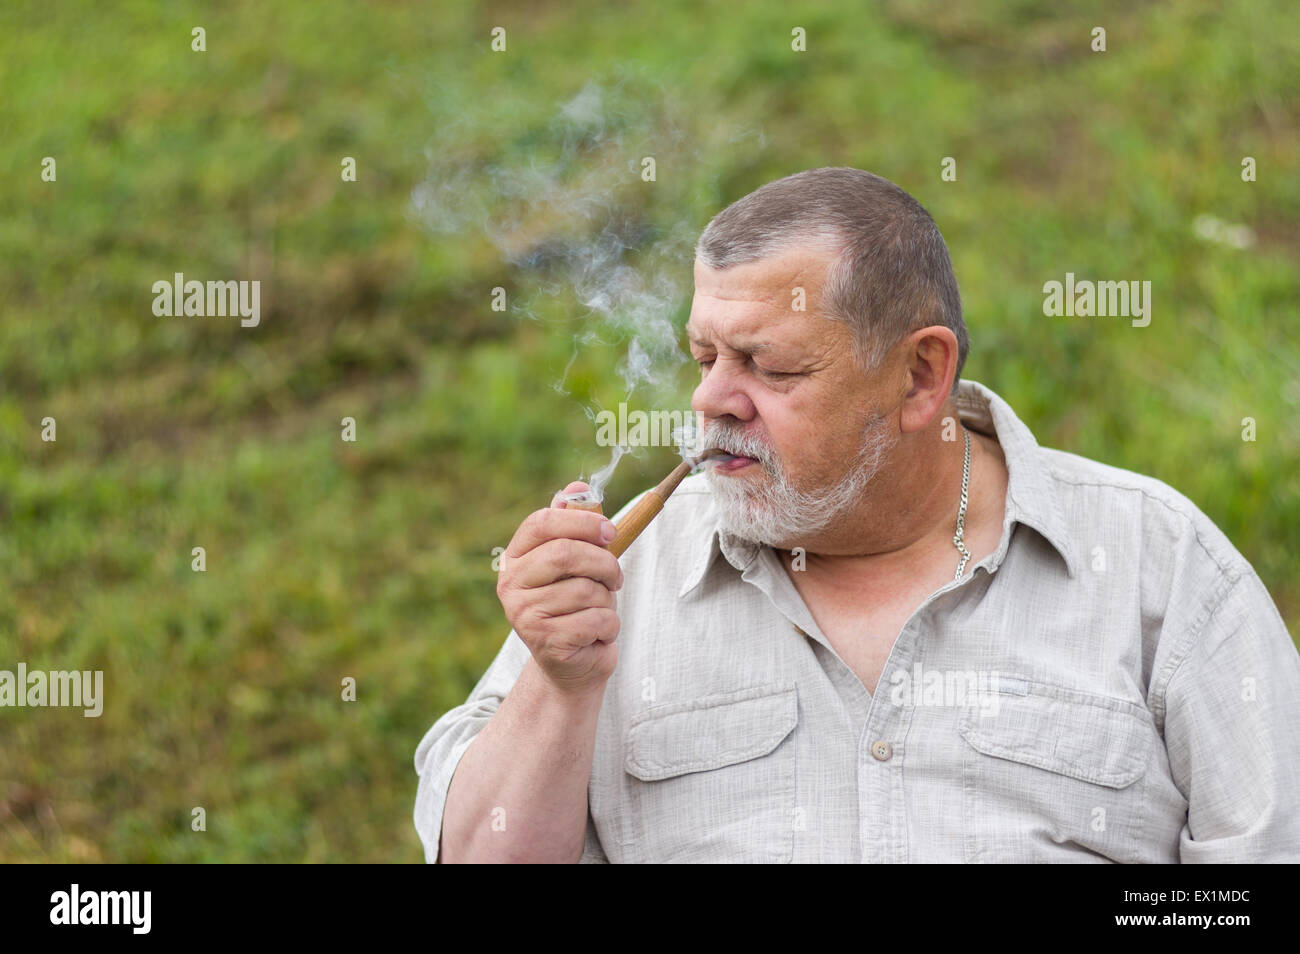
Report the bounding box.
[686,244,900,547]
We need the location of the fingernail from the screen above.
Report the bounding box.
[601,520,617,542]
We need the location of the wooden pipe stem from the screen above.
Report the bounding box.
[607,460,692,557]
[557,451,724,558]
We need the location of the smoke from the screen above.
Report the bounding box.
[410,69,764,501]
[409,70,724,500]
[586,444,630,499]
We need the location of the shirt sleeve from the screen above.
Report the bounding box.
[412,629,531,863]
[414,490,656,863]
[1162,566,1300,862]
[412,627,612,863]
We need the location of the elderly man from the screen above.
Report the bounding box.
[415,167,1300,863]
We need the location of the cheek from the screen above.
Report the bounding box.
[770,401,865,478]
[747,399,795,450]
[756,390,830,443]
[755,405,820,473]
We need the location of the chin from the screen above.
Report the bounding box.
[714,502,795,549]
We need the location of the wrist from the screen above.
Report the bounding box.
[520,659,608,714]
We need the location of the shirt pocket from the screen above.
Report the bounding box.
[959,681,1153,863]
[620,684,798,863]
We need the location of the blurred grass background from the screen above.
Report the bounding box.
[0,0,1296,861]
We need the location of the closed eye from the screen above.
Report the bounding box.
[695,356,802,379]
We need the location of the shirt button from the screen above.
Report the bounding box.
[871,740,893,761]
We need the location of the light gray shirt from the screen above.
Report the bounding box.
[414,379,1300,863]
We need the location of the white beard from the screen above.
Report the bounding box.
[703,413,898,547]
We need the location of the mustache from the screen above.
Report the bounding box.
[700,422,776,465]
[701,411,896,471]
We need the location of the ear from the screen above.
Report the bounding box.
[898,325,959,435]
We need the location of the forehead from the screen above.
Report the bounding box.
[687,244,836,343]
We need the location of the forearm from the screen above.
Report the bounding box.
[439,658,606,863]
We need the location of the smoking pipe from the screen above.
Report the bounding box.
[556,448,734,557]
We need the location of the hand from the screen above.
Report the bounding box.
[496,481,624,697]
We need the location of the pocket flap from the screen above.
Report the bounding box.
[959,685,1152,789]
[625,685,797,782]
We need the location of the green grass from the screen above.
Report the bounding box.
[0,0,1296,861]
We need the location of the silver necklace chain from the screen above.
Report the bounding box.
[953,426,972,580]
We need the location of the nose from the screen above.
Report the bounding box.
[691,359,757,423]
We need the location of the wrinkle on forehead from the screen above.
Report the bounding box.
[691,245,832,317]
[692,288,780,308]
[686,308,786,350]
[694,254,826,296]
[689,257,833,343]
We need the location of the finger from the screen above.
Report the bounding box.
[544,606,621,651]
[506,506,616,559]
[513,537,623,591]
[531,576,618,617]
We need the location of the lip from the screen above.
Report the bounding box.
[714,455,757,473]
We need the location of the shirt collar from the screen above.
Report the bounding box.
[956,379,1078,579]
[677,378,1078,600]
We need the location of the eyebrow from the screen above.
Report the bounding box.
[685,326,774,355]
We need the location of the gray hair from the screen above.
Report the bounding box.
[694,167,967,389]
